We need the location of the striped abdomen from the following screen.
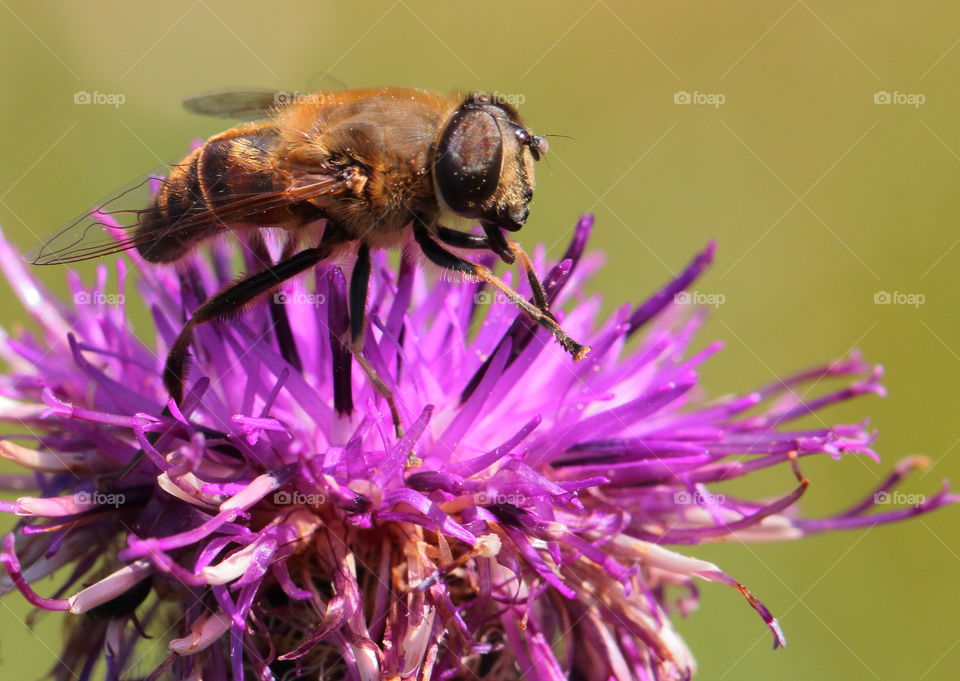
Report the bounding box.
[136,127,282,263]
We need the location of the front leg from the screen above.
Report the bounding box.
[417,223,589,361]
[435,225,515,265]
[434,225,555,321]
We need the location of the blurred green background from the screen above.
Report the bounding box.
[1,1,959,679]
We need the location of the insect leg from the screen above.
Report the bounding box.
[413,223,589,361]
[242,232,304,372]
[164,242,338,404]
[435,225,516,265]
[480,223,517,265]
[268,240,304,372]
[435,225,498,250]
[435,226,552,315]
[349,243,404,436]
[502,239,556,319]
[434,225,488,249]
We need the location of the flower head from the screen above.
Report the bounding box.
[0,214,954,681]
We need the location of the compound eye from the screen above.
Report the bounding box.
[435,106,504,217]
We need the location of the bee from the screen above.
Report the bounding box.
[28,87,589,434]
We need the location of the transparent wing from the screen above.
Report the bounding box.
[25,166,347,265]
[25,167,170,265]
[182,89,285,120]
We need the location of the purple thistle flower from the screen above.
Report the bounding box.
[0,213,954,681]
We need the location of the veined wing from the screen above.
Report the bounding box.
[25,166,346,265]
[183,89,287,121]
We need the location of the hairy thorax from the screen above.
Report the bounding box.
[276,88,460,246]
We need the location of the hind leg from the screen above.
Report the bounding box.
[164,241,340,403]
